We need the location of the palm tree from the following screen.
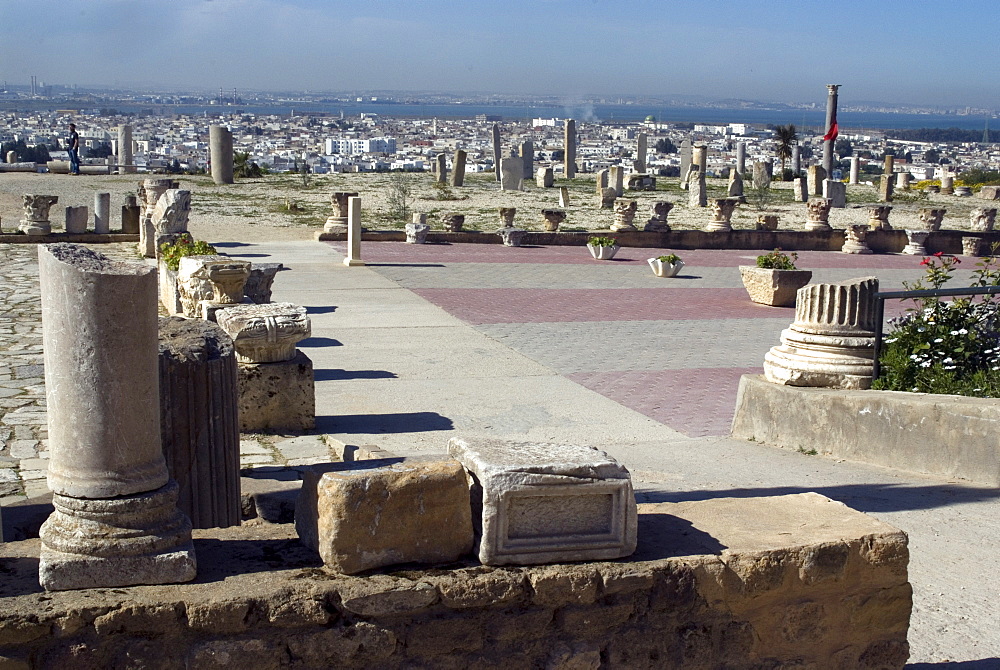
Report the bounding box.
[774,124,798,179]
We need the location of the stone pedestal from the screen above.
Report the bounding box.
[644,201,673,232]
[541,209,566,232]
[970,207,997,232]
[919,207,946,231]
[879,174,895,202]
[902,230,930,255]
[64,206,88,234]
[962,236,984,257]
[441,212,464,232]
[158,317,240,529]
[216,302,310,364]
[244,262,282,304]
[940,175,954,195]
[498,207,516,228]
[500,157,523,191]
[37,244,195,590]
[324,192,358,233]
[807,166,826,196]
[563,119,576,178]
[177,255,252,318]
[344,196,365,266]
[688,171,707,207]
[756,214,779,231]
[805,198,832,231]
[609,166,624,197]
[209,126,234,185]
[897,172,912,190]
[448,436,637,566]
[842,225,874,254]
[296,458,474,574]
[925,184,941,194]
[498,227,526,247]
[236,351,315,432]
[599,187,617,209]
[763,277,878,389]
[955,186,972,197]
[94,192,111,234]
[867,205,893,230]
[626,173,655,191]
[792,177,808,202]
[610,199,637,231]
[704,197,737,232]
[405,223,430,244]
[451,149,466,187]
[823,179,846,208]
[121,195,141,235]
[519,141,533,179]
[536,167,553,188]
[19,194,58,235]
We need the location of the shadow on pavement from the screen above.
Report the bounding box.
[637,483,1000,514]
[315,412,453,434]
[304,305,338,314]
[632,513,727,560]
[313,369,397,381]
[366,263,446,268]
[298,336,342,348]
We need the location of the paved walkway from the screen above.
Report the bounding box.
[1,239,998,665]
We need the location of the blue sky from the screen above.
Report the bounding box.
[1,0,997,107]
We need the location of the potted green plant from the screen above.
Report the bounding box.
[587,236,620,260]
[739,248,812,306]
[648,252,684,278]
[157,234,219,315]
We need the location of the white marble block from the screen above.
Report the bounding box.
[447,436,637,566]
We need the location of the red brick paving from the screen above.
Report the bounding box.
[411,287,793,325]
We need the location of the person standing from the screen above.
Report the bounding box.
[68,123,80,175]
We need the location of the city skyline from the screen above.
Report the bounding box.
[2,0,999,109]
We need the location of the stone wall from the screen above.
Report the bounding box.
[0,493,911,669]
[732,374,1000,485]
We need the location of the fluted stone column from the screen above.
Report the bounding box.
[541,209,566,231]
[159,317,240,529]
[37,244,195,590]
[324,191,358,233]
[764,276,879,390]
[19,194,58,235]
[564,119,576,178]
[344,196,364,266]
[805,198,832,231]
[842,225,874,254]
[94,192,111,234]
[902,230,930,255]
[867,205,893,230]
[138,178,178,257]
[118,125,135,174]
[209,125,234,185]
[451,149,467,187]
[611,200,637,231]
[705,198,737,232]
[918,207,946,231]
[644,201,673,232]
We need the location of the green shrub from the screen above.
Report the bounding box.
[588,236,618,247]
[159,234,218,271]
[656,253,682,264]
[756,248,798,270]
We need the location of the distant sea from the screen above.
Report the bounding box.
[19,99,998,131]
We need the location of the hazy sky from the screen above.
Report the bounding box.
[2,0,997,108]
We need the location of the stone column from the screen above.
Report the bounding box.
[492,123,502,182]
[849,157,860,185]
[879,174,894,202]
[902,230,930,255]
[940,173,954,195]
[118,125,135,174]
[611,199,637,231]
[805,198,833,231]
[139,178,179,257]
[688,169,707,207]
[435,153,448,184]
[823,179,846,208]
[705,198,738,232]
[595,169,608,194]
[19,194,58,235]
[842,225,874,254]
[644,201,673,232]
[519,140,533,179]
[499,207,517,228]
[158,317,240,529]
[122,194,141,235]
[5,150,15,164]
[37,244,195,590]
[610,165,624,196]
[209,125,234,185]
[537,167,554,188]
[867,205,893,230]
[735,141,746,175]
[791,145,801,176]
[918,207,946,231]
[64,206,88,234]
[807,166,827,196]
[970,207,997,232]
[636,133,647,172]
[564,119,576,178]
[728,170,745,200]
[324,191,358,234]
[692,145,708,174]
[822,84,840,176]
[500,157,523,191]
[559,186,570,207]
[451,149,467,187]
[896,172,911,190]
[94,192,111,234]
[764,276,878,389]
[541,209,566,231]
[344,196,364,266]
[792,178,808,202]
[883,155,894,175]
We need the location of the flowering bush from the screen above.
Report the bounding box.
[874,250,1000,396]
[756,248,798,270]
[159,234,218,271]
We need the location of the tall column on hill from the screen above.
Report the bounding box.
[822,84,840,176]
[492,123,502,182]
[209,125,234,185]
[564,119,576,179]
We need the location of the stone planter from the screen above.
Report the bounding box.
[648,258,684,278]
[587,244,620,260]
[739,266,813,307]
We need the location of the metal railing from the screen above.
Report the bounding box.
[872,285,1000,380]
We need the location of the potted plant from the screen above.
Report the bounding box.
[739,248,812,307]
[587,236,620,260]
[158,234,218,315]
[648,253,684,278]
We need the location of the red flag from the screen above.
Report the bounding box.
[823,107,838,142]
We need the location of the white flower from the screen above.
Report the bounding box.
[934,338,944,343]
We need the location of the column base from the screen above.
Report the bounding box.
[343,258,366,267]
[763,329,874,390]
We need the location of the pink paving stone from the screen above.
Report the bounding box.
[410,287,794,325]
[567,367,763,438]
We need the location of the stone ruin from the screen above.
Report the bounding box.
[324,191,359,234]
[498,206,516,228]
[842,224,874,254]
[610,199,637,231]
[138,178,180,257]
[902,230,930,256]
[867,205,893,230]
[756,214,779,231]
[805,197,832,231]
[704,197,738,232]
[405,222,430,244]
[962,236,984,257]
[177,255,252,320]
[540,209,566,232]
[19,194,59,235]
[918,207,946,231]
[498,227,526,247]
[644,201,673,232]
[441,212,465,232]
[970,207,997,232]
